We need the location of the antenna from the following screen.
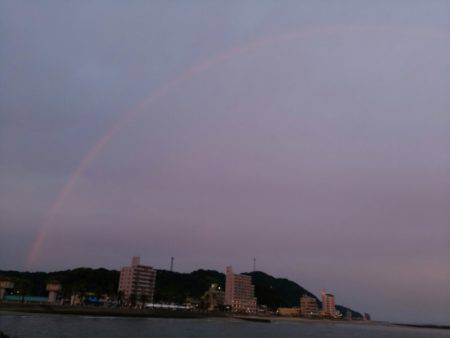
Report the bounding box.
[170,257,174,272]
[253,257,256,272]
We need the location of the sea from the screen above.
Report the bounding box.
[0,312,449,338]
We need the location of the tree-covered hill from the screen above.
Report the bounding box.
[154,269,225,303]
[0,268,362,318]
[0,268,119,298]
[245,271,318,308]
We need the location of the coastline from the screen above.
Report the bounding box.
[392,323,450,330]
[0,303,222,319]
[1,303,448,331]
[0,303,364,322]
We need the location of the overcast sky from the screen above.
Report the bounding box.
[1,0,449,324]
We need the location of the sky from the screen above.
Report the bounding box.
[1,0,449,324]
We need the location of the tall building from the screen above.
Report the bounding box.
[118,256,157,303]
[300,295,319,317]
[321,291,336,317]
[224,266,257,313]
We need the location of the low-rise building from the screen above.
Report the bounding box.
[46,282,61,303]
[277,307,300,317]
[0,279,14,300]
[70,293,82,306]
[300,295,319,317]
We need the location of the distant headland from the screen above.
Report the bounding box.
[0,257,365,321]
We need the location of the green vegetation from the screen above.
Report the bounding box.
[0,268,362,318]
[0,268,119,298]
[245,271,317,308]
[154,269,224,303]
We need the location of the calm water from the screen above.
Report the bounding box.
[1,312,449,338]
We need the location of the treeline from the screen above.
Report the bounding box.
[0,268,119,298]
[0,268,362,318]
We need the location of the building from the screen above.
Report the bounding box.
[345,310,352,320]
[118,256,157,304]
[202,283,224,311]
[300,295,319,317]
[277,307,300,317]
[70,293,82,306]
[224,266,257,313]
[46,282,61,303]
[185,297,201,309]
[3,295,48,303]
[321,291,336,317]
[0,279,14,300]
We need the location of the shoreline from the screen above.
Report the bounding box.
[1,303,448,330]
[0,303,222,319]
[392,323,450,330]
[0,303,365,323]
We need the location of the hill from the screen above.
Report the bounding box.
[0,268,362,318]
[245,271,317,308]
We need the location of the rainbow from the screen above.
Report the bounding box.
[26,25,446,268]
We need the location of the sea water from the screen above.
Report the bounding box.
[0,312,449,338]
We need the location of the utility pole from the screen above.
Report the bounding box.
[170,257,174,272]
[253,257,256,272]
